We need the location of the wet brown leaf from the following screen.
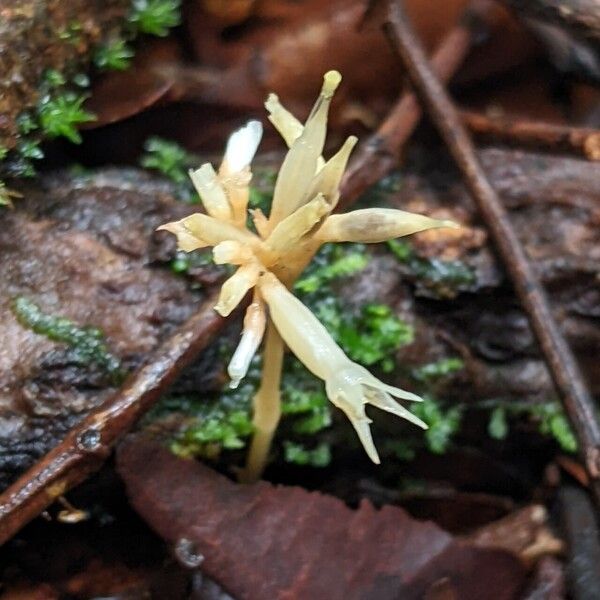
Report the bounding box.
[117,436,526,600]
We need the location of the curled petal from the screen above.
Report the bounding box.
[317,208,458,244]
[189,164,232,221]
[212,240,254,265]
[265,194,329,254]
[157,221,208,252]
[228,298,266,389]
[306,135,357,208]
[268,71,341,228]
[221,120,263,174]
[214,262,260,317]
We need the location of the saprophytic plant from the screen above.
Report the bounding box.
[160,71,458,481]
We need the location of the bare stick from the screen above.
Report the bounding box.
[461,109,600,161]
[386,0,600,507]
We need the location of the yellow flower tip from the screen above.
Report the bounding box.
[322,70,342,97]
[439,219,461,229]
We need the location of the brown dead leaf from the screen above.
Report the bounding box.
[117,436,526,600]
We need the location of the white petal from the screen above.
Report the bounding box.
[365,389,427,429]
[265,194,329,254]
[157,221,208,251]
[317,209,459,244]
[265,94,304,148]
[189,164,231,221]
[228,300,266,388]
[257,272,346,378]
[214,262,260,317]
[212,240,254,265]
[268,71,341,228]
[176,213,258,248]
[306,136,357,208]
[222,120,263,173]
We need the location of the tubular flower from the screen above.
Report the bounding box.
[159,70,459,466]
[257,272,426,463]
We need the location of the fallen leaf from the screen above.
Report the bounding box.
[117,436,526,600]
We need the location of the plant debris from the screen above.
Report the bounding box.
[117,436,527,600]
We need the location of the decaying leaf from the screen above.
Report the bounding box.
[117,436,527,600]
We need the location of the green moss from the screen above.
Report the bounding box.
[337,304,413,373]
[129,0,181,36]
[410,395,462,454]
[294,243,368,294]
[283,441,331,467]
[140,137,191,184]
[488,406,508,440]
[12,297,123,383]
[38,92,96,144]
[485,400,577,452]
[412,357,464,382]
[139,136,197,201]
[57,20,84,45]
[94,39,135,71]
[387,239,475,299]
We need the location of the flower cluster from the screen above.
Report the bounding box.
[160,71,457,464]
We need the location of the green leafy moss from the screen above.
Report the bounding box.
[410,395,462,454]
[38,92,96,144]
[294,243,369,294]
[57,20,84,44]
[485,400,577,452]
[387,239,475,299]
[140,137,191,183]
[283,441,331,467]
[129,0,181,36]
[139,137,197,201]
[94,39,134,71]
[337,304,413,373]
[488,406,508,440]
[12,297,123,383]
[412,357,464,382]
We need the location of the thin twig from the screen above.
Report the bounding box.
[338,15,474,208]
[461,109,600,161]
[386,0,600,508]
[0,292,227,545]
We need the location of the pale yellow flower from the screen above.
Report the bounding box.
[159,70,458,468]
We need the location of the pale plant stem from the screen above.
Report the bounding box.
[241,320,284,482]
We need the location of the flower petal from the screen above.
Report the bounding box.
[317,208,458,244]
[306,135,357,208]
[212,240,254,265]
[265,194,329,254]
[228,299,266,388]
[365,389,427,430]
[189,164,232,221]
[268,71,341,228]
[214,262,260,317]
[157,221,208,252]
[221,120,263,174]
[177,213,258,248]
[265,94,304,148]
[258,272,347,379]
